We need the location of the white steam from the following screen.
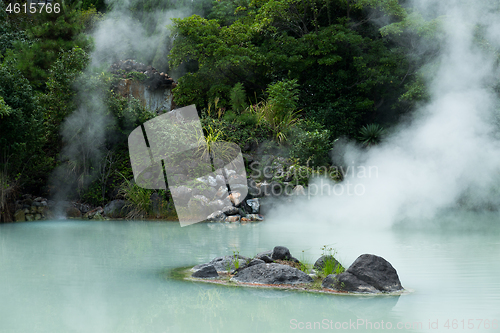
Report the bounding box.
[51,0,200,203]
[269,0,500,228]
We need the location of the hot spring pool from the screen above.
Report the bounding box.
[1,214,499,332]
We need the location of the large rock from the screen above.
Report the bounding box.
[333,272,380,293]
[66,206,82,218]
[207,255,250,272]
[231,263,313,285]
[346,254,403,292]
[104,200,129,218]
[14,209,25,222]
[192,265,219,278]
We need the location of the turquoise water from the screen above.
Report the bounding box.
[0,215,499,332]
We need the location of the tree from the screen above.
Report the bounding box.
[169,0,414,137]
[0,64,43,176]
[4,0,92,90]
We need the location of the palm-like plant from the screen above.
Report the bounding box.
[358,123,386,147]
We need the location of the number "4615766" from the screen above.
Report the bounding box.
[6,2,61,14]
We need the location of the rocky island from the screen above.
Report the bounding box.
[181,246,404,294]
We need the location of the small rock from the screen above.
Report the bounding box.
[259,255,274,263]
[84,207,104,219]
[226,215,241,223]
[215,186,228,199]
[228,192,242,205]
[207,176,217,187]
[246,198,260,213]
[293,185,306,196]
[207,211,226,222]
[245,214,264,221]
[215,174,226,187]
[272,246,293,261]
[222,205,239,215]
[207,200,225,212]
[321,274,337,289]
[192,265,219,278]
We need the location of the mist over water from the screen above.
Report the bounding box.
[270,0,500,228]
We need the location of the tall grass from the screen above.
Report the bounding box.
[247,100,299,142]
[118,176,152,219]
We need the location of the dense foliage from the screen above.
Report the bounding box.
[0,0,459,217]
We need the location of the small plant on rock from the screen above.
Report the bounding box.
[320,245,344,277]
[299,250,312,274]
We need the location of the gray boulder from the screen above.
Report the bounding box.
[346,254,403,292]
[321,274,337,289]
[271,246,293,261]
[333,272,380,293]
[255,250,274,263]
[231,263,313,285]
[233,258,266,273]
[208,255,250,272]
[192,265,219,278]
[222,205,239,215]
[104,200,130,218]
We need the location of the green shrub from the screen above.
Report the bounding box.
[288,121,332,166]
[230,82,246,113]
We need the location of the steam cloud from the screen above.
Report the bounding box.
[50,0,203,206]
[269,0,500,228]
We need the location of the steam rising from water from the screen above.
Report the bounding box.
[270,0,500,228]
[50,0,202,204]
